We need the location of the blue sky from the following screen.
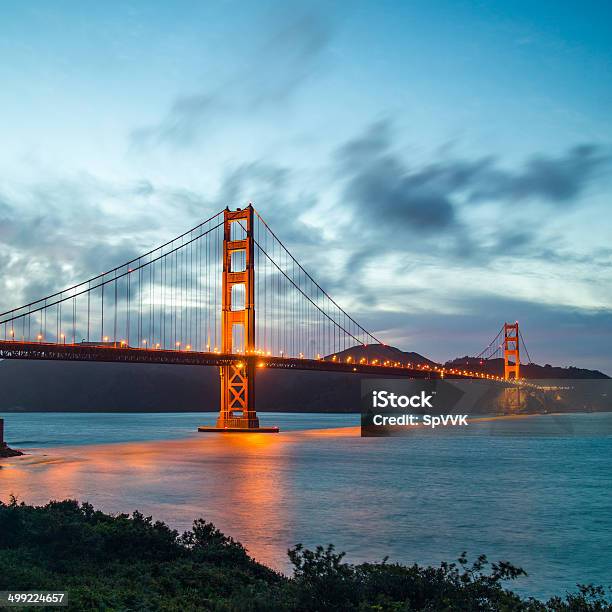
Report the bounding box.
[1,1,611,371]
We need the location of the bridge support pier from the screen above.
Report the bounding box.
[503,322,520,380]
[199,206,278,433]
[217,360,259,429]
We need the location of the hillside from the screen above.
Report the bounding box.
[445,356,609,380]
[2,500,605,611]
[328,344,436,366]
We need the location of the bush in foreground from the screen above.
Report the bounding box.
[0,498,609,611]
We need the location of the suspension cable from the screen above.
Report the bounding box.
[474,326,503,359]
[251,210,383,345]
[238,219,374,348]
[0,219,225,325]
[519,327,532,364]
[0,210,224,319]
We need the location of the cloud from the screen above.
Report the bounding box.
[1,117,610,371]
[470,144,609,204]
[0,174,217,310]
[333,121,610,269]
[338,122,609,236]
[310,120,612,324]
[131,12,332,148]
[381,294,612,375]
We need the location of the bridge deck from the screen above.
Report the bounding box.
[0,340,503,380]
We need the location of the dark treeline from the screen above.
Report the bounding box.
[0,499,609,611]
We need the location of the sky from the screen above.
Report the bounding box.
[0,0,611,372]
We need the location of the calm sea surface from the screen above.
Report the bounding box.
[1,411,611,600]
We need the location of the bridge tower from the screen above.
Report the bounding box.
[503,322,520,380]
[217,206,259,429]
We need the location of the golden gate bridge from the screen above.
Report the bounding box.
[0,206,530,431]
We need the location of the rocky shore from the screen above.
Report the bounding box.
[0,443,23,458]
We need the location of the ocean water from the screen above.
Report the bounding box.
[1,411,611,600]
[1,411,351,448]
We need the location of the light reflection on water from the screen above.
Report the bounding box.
[1,412,611,600]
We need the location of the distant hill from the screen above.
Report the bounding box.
[333,345,609,379]
[328,344,436,366]
[445,356,609,380]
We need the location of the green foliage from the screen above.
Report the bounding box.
[0,498,609,611]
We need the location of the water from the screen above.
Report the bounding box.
[1,412,611,600]
[1,412,353,447]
